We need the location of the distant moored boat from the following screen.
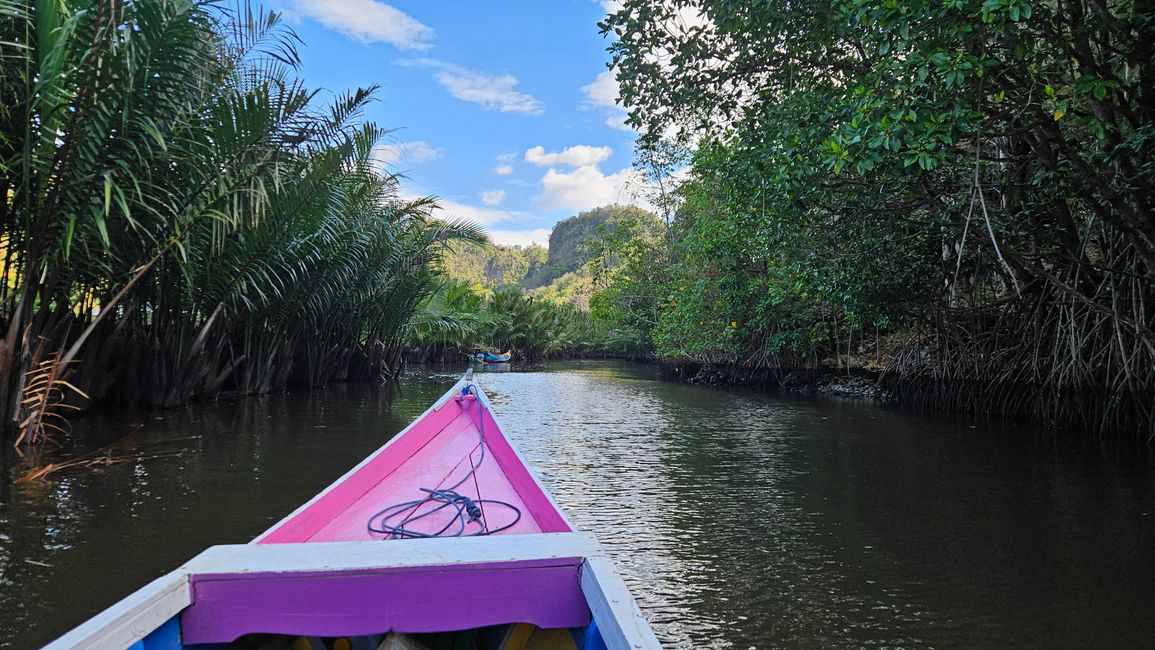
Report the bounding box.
[475,350,513,364]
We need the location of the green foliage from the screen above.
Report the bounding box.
[527,270,594,308]
[408,206,670,359]
[586,212,668,357]
[543,205,664,284]
[486,288,598,360]
[408,280,598,362]
[437,242,548,289]
[0,0,481,423]
[600,0,1155,437]
[437,205,665,315]
[407,278,506,351]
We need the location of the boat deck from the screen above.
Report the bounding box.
[258,391,569,544]
[45,374,662,650]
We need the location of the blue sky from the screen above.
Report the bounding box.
[269,0,645,247]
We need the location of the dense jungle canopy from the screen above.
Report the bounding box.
[0,0,481,443]
[589,0,1154,441]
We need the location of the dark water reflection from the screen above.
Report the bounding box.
[1,361,1152,648]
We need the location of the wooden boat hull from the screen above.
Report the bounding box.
[256,377,567,543]
[47,372,660,649]
[476,351,512,363]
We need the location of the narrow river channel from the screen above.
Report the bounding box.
[1,361,1152,648]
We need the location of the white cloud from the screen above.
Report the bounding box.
[416,193,549,246]
[489,228,552,247]
[582,70,619,108]
[290,0,432,50]
[481,190,506,206]
[404,60,543,115]
[493,153,517,175]
[582,69,633,132]
[536,164,649,212]
[437,68,542,115]
[434,198,522,227]
[372,141,442,168]
[604,113,632,132]
[525,145,613,168]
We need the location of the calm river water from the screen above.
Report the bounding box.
[1,361,1153,648]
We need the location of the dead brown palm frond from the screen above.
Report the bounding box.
[14,427,194,484]
[15,450,184,484]
[14,350,89,447]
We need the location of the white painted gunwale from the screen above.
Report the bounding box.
[42,572,189,650]
[581,557,663,650]
[183,532,601,576]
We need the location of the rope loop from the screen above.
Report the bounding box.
[366,383,521,539]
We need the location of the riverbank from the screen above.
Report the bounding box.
[662,362,886,400]
[639,356,1150,445]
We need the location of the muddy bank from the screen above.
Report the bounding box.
[659,362,889,401]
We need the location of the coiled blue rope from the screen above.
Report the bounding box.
[366,383,522,539]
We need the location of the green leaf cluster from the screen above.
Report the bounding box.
[597,0,1155,438]
[408,279,600,362]
[0,1,483,417]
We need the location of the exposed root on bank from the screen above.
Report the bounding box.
[887,241,1155,444]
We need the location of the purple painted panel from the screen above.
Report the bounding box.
[180,560,590,644]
